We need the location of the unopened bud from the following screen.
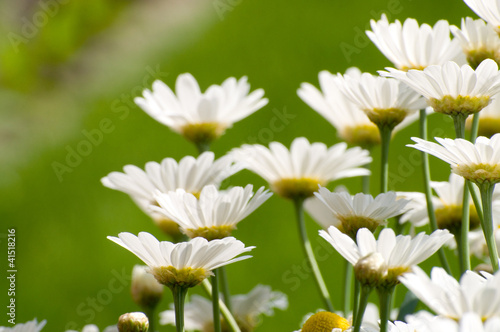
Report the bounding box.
[354,252,387,287]
[131,265,164,309]
[118,312,149,332]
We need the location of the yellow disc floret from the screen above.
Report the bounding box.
[363,107,408,130]
[272,177,324,200]
[301,312,350,332]
[185,225,236,241]
[430,95,490,116]
[181,122,226,146]
[151,266,211,289]
[341,124,381,149]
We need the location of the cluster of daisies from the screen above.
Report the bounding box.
[10,0,500,331]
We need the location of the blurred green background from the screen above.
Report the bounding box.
[0,0,475,330]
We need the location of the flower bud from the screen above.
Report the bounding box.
[118,312,149,332]
[131,265,163,309]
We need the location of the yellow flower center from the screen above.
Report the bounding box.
[301,312,351,332]
[337,215,383,239]
[185,225,236,240]
[465,48,500,70]
[363,107,408,130]
[341,124,381,148]
[272,177,324,199]
[429,95,490,116]
[454,163,500,185]
[181,122,226,145]
[435,204,480,233]
[151,266,210,289]
[399,65,426,71]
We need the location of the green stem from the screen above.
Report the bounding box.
[468,182,484,222]
[362,162,371,194]
[480,183,500,272]
[293,198,333,311]
[353,285,372,332]
[219,266,232,313]
[470,113,480,141]
[195,142,211,155]
[343,261,353,317]
[460,182,471,273]
[419,109,452,274]
[379,125,392,194]
[144,306,155,332]
[378,288,394,332]
[201,279,241,332]
[172,286,188,332]
[212,270,221,332]
[452,113,467,139]
[352,280,360,323]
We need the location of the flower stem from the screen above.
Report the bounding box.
[172,285,188,332]
[480,183,500,272]
[378,125,392,194]
[201,279,241,332]
[219,266,232,313]
[362,162,371,194]
[353,285,372,332]
[452,113,467,139]
[212,269,222,332]
[144,306,155,332]
[343,261,353,317]
[195,142,211,155]
[459,182,471,273]
[470,113,480,141]
[419,109,452,274]
[293,198,333,311]
[352,280,360,323]
[378,288,394,332]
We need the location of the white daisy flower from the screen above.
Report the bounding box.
[450,17,500,68]
[320,227,453,287]
[152,184,272,240]
[399,266,500,320]
[107,233,254,288]
[408,134,500,185]
[383,59,500,116]
[399,174,480,231]
[464,0,500,34]
[336,71,426,129]
[0,319,46,332]
[65,325,118,332]
[160,285,287,331]
[134,74,268,146]
[466,92,500,137]
[313,187,410,238]
[231,137,372,199]
[386,320,421,332]
[293,311,378,332]
[367,14,464,70]
[131,265,163,309]
[408,311,500,332]
[101,152,240,238]
[298,68,424,148]
[304,186,349,230]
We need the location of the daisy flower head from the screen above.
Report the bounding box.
[320,227,453,288]
[337,71,426,130]
[101,152,240,238]
[314,187,410,238]
[0,319,46,332]
[408,311,500,332]
[400,174,480,232]
[134,74,268,147]
[231,137,371,200]
[451,17,500,68]
[384,59,500,117]
[464,0,500,34]
[294,311,378,332]
[160,284,287,331]
[367,14,464,70]
[152,184,272,240]
[298,68,426,148]
[409,134,500,186]
[298,68,380,148]
[400,266,500,320]
[107,232,254,289]
[466,92,500,137]
[65,325,118,332]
